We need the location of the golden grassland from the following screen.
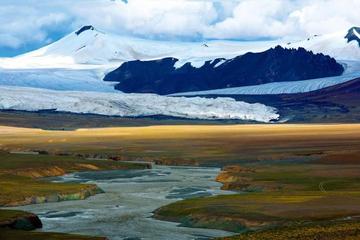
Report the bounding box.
[1,124,360,166]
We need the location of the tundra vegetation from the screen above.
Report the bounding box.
[1,124,360,239]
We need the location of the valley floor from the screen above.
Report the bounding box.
[0,123,360,239]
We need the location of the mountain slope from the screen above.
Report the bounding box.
[105,46,343,95]
[275,77,360,122]
[172,27,360,96]
[286,28,360,61]
[0,25,358,71]
[345,27,360,47]
[0,26,359,96]
[173,60,360,96]
[0,25,273,71]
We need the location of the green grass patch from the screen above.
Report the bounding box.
[0,152,149,206]
[219,220,360,240]
[155,163,360,233]
[155,192,360,232]
[0,174,100,206]
[0,152,147,173]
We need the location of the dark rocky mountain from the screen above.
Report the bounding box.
[345,27,360,47]
[104,46,344,95]
[196,78,360,123]
[75,25,95,35]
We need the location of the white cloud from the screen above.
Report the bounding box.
[204,0,295,39]
[0,0,359,52]
[204,0,360,40]
[68,0,218,39]
[289,0,360,36]
[0,3,71,49]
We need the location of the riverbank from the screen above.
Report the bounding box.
[0,210,41,230]
[0,152,150,207]
[1,210,102,240]
[0,151,151,239]
[154,161,360,238]
[13,166,234,240]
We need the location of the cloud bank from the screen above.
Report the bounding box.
[0,0,359,55]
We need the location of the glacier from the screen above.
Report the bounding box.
[0,86,279,122]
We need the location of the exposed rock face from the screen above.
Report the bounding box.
[0,213,42,231]
[216,165,256,191]
[216,165,290,192]
[75,25,95,35]
[4,185,104,207]
[104,46,344,95]
[7,166,66,178]
[345,27,360,47]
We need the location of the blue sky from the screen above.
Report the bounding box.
[0,0,359,57]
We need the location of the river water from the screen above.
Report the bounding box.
[15,165,235,240]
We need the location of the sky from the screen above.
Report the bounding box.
[0,0,359,57]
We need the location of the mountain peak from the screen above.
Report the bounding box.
[75,25,95,36]
[345,26,360,47]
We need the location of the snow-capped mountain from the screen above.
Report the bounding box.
[1,25,359,70]
[0,26,281,121]
[286,27,360,61]
[105,46,344,95]
[0,25,273,71]
[0,25,359,121]
[173,27,360,96]
[345,27,360,47]
[0,25,275,92]
[1,25,358,95]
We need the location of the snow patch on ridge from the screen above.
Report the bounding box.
[172,61,360,96]
[0,86,279,122]
[287,30,360,61]
[353,29,360,39]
